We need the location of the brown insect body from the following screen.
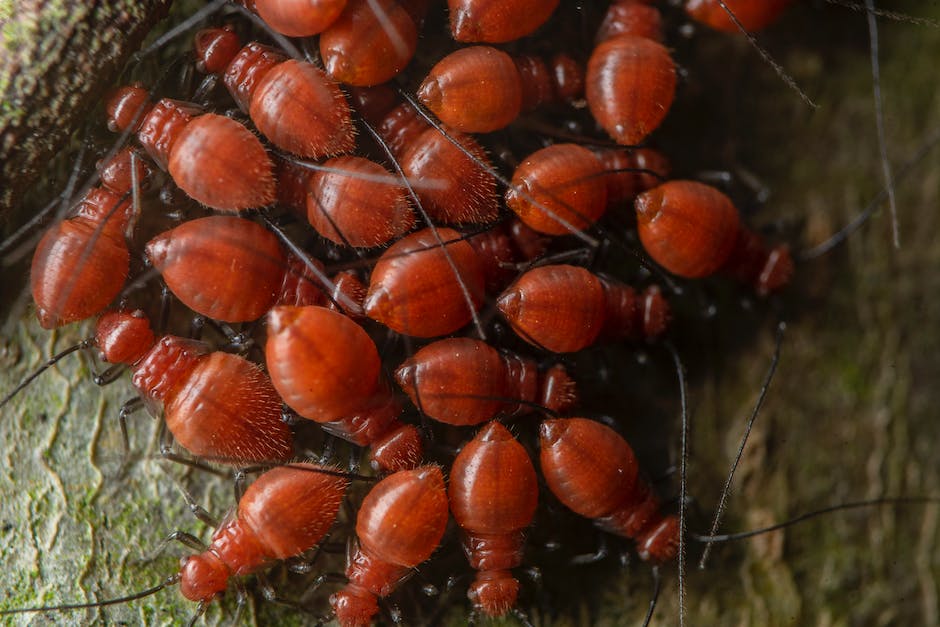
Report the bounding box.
[449,422,538,616]
[539,418,679,562]
[416,46,583,134]
[635,180,793,293]
[586,2,676,146]
[497,264,670,353]
[180,464,348,601]
[250,0,348,37]
[394,337,577,426]
[364,227,486,337]
[146,215,365,322]
[330,466,449,627]
[320,0,420,87]
[505,143,608,235]
[105,85,275,211]
[306,155,415,247]
[685,0,793,33]
[30,148,148,329]
[194,29,355,159]
[448,0,560,43]
[265,305,422,472]
[95,310,294,463]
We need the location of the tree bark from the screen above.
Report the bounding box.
[0,0,171,216]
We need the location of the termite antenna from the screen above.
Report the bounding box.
[799,126,940,260]
[641,564,661,627]
[0,141,89,262]
[236,461,377,483]
[0,337,94,409]
[257,211,363,316]
[689,496,940,544]
[865,0,899,248]
[0,573,179,615]
[361,118,488,341]
[825,0,940,27]
[187,600,209,627]
[131,0,229,63]
[698,321,785,570]
[713,0,817,109]
[664,339,688,627]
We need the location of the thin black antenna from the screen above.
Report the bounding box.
[641,564,661,627]
[0,338,94,409]
[698,322,785,569]
[799,127,940,260]
[131,0,230,62]
[0,573,179,615]
[664,340,688,627]
[257,212,363,316]
[865,0,899,248]
[360,119,488,341]
[690,497,940,543]
[714,0,818,109]
[825,0,940,27]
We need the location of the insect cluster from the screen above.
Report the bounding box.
[2,0,940,625]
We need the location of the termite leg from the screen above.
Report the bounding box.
[117,396,145,465]
[93,363,125,386]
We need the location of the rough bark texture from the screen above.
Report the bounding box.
[1,2,939,626]
[0,0,171,216]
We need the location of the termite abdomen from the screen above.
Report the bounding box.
[181,463,348,601]
[539,418,679,562]
[497,264,670,353]
[394,337,577,425]
[449,421,538,616]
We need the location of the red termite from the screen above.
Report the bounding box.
[448,0,560,43]
[635,180,794,294]
[193,27,355,159]
[145,215,365,322]
[0,463,348,619]
[685,0,793,33]
[398,126,500,225]
[330,465,449,627]
[355,93,500,225]
[320,0,423,87]
[30,147,151,329]
[586,3,677,146]
[95,309,294,463]
[596,0,664,44]
[305,155,416,248]
[394,337,577,426]
[363,227,486,338]
[505,143,609,235]
[449,421,538,617]
[265,305,423,472]
[539,417,679,562]
[416,45,583,134]
[248,0,348,37]
[105,85,276,212]
[497,264,670,353]
[179,463,348,603]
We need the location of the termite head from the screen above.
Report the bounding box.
[179,553,229,603]
[95,310,154,364]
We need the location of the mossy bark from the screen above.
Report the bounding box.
[1,3,939,626]
[0,0,171,215]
